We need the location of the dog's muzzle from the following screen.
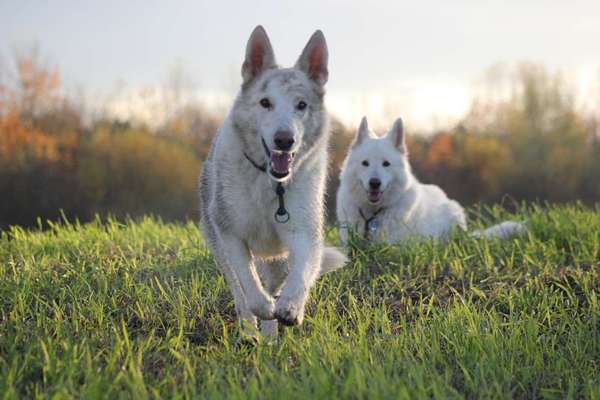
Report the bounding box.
[367,190,383,204]
[367,177,383,203]
[262,137,295,181]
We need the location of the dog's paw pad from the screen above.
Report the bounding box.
[275,311,300,326]
[235,334,260,349]
[274,298,304,327]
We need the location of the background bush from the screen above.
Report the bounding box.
[1,54,599,229]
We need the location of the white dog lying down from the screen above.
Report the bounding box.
[336,117,526,244]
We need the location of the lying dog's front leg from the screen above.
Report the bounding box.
[220,233,276,320]
[274,236,321,326]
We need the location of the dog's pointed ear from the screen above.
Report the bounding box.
[387,117,407,153]
[352,116,370,147]
[295,30,328,86]
[242,25,276,85]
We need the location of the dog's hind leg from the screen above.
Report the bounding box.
[256,258,289,338]
[203,219,259,338]
[216,259,258,338]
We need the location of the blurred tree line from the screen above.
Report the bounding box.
[0,50,216,228]
[409,64,600,208]
[1,51,598,229]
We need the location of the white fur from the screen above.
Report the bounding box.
[200,26,346,341]
[471,220,527,239]
[337,117,526,244]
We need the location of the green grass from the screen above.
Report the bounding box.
[0,204,599,399]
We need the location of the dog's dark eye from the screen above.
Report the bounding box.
[362,160,369,167]
[296,101,307,111]
[259,98,272,109]
[382,161,390,167]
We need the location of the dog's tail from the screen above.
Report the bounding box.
[319,246,349,276]
[471,220,527,239]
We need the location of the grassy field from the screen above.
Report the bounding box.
[0,204,599,399]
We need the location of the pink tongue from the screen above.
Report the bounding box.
[369,191,382,202]
[271,153,292,174]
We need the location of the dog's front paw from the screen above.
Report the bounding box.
[274,296,305,326]
[235,333,260,349]
[249,295,276,320]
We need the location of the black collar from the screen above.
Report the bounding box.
[244,152,267,173]
[359,207,383,239]
[243,151,290,223]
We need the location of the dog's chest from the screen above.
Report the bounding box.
[377,217,415,242]
[227,180,287,257]
[351,209,414,243]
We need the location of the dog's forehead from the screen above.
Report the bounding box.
[257,68,312,96]
[353,137,400,160]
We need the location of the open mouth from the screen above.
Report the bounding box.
[367,190,383,204]
[262,138,295,181]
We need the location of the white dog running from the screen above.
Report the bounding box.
[199,26,346,340]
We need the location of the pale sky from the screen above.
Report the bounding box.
[1,0,600,130]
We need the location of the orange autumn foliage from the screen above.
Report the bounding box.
[0,111,60,165]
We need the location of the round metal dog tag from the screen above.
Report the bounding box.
[368,217,380,234]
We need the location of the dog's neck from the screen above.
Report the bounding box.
[242,148,291,223]
[358,206,384,239]
[243,152,267,173]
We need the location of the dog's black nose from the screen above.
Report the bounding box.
[369,178,381,190]
[274,131,295,151]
